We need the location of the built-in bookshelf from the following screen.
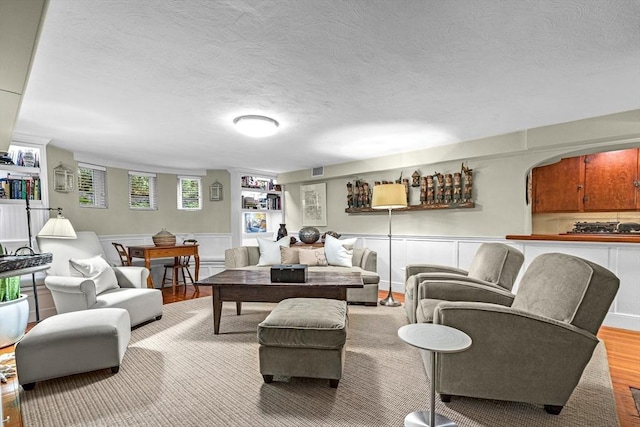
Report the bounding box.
[0,145,43,203]
[230,171,285,247]
[0,135,51,244]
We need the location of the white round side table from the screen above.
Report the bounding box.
[398,323,472,427]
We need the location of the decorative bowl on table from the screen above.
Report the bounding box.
[298,227,320,244]
[152,229,176,246]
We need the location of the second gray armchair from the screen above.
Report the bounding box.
[404,243,524,323]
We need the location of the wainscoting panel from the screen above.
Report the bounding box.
[14,232,638,331]
[350,234,640,331]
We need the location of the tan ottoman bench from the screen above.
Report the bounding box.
[257,298,348,388]
[15,308,131,390]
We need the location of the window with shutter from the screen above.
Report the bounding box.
[178,176,202,210]
[129,171,158,210]
[78,163,107,208]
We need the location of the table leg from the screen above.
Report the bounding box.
[213,286,222,334]
[403,350,458,427]
[236,302,242,315]
[145,254,153,288]
[430,350,436,427]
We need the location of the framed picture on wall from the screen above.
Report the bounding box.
[301,183,327,226]
[244,212,267,233]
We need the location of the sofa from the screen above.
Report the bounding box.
[224,241,380,305]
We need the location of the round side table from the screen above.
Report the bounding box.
[398,323,472,427]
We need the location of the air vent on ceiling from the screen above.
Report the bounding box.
[312,166,324,177]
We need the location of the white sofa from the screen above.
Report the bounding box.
[36,231,163,327]
[225,246,380,305]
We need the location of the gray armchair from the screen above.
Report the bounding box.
[404,243,524,323]
[37,231,163,327]
[429,253,619,414]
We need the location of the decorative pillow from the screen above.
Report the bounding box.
[69,254,119,295]
[280,246,300,264]
[324,234,356,267]
[298,248,328,266]
[257,237,291,266]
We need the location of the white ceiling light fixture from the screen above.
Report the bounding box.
[233,115,279,138]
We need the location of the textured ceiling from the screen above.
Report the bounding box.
[14,0,640,173]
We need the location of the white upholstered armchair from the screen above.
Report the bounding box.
[36,231,163,327]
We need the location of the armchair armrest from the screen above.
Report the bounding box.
[113,266,149,288]
[405,264,468,281]
[43,275,98,313]
[417,279,514,307]
[432,301,599,405]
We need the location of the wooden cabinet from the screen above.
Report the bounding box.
[532,157,584,213]
[532,148,640,213]
[583,149,639,211]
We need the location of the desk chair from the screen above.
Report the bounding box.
[162,239,199,292]
[112,242,131,266]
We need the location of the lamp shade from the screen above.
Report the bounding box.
[371,183,407,209]
[37,216,77,239]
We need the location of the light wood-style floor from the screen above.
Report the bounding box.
[2,285,639,427]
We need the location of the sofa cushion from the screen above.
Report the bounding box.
[324,235,357,267]
[257,237,290,266]
[298,248,328,266]
[69,255,119,295]
[258,298,348,349]
[280,246,299,264]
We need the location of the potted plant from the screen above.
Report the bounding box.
[0,244,29,348]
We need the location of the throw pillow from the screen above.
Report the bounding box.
[298,248,328,266]
[69,254,119,295]
[257,236,291,266]
[324,234,356,267]
[280,246,300,264]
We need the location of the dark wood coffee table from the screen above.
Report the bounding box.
[196,269,363,334]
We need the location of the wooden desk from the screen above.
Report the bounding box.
[127,244,199,291]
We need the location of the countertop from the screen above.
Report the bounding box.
[506,234,640,244]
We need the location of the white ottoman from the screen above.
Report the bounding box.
[15,308,131,390]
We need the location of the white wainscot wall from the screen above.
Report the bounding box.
[349,234,640,332]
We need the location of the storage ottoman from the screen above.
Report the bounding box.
[15,308,131,390]
[257,298,348,388]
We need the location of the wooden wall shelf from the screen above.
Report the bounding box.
[345,202,475,214]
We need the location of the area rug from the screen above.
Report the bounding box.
[20,298,618,426]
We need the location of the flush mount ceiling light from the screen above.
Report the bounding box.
[233,115,279,137]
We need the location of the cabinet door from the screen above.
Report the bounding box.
[532,157,584,213]
[583,149,639,211]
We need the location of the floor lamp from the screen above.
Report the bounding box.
[25,197,76,321]
[371,183,407,307]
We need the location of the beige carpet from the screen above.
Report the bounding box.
[20,297,618,426]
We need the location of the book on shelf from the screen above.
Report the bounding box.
[0,176,41,200]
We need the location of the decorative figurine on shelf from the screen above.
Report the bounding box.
[434,173,444,204]
[357,181,365,208]
[443,173,453,203]
[346,182,353,208]
[403,178,410,204]
[453,172,462,203]
[426,175,435,204]
[462,163,474,202]
[411,170,421,187]
[420,176,427,204]
[362,182,370,207]
[353,182,360,208]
